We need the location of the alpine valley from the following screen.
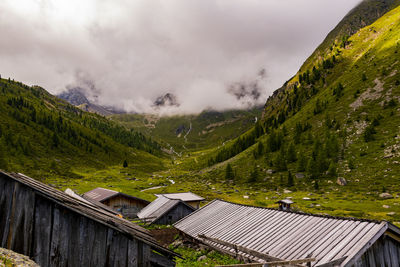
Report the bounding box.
[1,0,400,237]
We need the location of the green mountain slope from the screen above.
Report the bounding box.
[298,0,400,76]
[111,107,262,153]
[0,79,164,180]
[188,1,400,221]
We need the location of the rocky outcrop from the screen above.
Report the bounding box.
[0,248,39,267]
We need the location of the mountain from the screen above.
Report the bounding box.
[0,80,163,180]
[111,107,262,153]
[153,93,180,108]
[58,87,124,116]
[191,0,400,221]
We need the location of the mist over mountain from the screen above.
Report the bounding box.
[0,0,360,114]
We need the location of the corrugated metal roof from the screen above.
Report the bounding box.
[83,187,118,202]
[1,172,178,258]
[155,192,204,202]
[137,195,181,223]
[174,199,390,266]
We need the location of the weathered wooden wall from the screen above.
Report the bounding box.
[0,173,175,267]
[185,201,200,209]
[154,202,194,225]
[353,235,400,266]
[103,195,148,218]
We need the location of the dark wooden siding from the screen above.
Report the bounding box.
[0,173,175,267]
[154,202,194,225]
[353,235,400,266]
[103,195,148,218]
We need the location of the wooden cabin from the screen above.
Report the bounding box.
[83,187,150,218]
[0,171,178,267]
[137,195,195,225]
[175,199,400,266]
[155,192,204,209]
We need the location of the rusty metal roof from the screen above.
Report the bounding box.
[174,199,397,266]
[155,192,204,202]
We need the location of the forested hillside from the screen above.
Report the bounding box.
[0,78,163,180]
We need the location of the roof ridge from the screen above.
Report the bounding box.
[214,199,382,224]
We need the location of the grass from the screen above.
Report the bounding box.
[173,246,242,267]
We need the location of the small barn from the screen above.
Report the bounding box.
[0,171,178,267]
[155,192,204,209]
[138,195,196,225]
[83,187,150,218]
[175,199,400,266]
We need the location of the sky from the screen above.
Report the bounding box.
[0,0,361,114]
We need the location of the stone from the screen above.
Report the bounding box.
[303,197,311,200]
[379,193,393,199]
[295,173,305,179]
[387,212,396,216]
[265,197,269,200]
[266,169,276,174]
[283,189,292,194]
[383,205,390,209]
[243,195,249,199]
[198,255,207,262]
[336,177,347,186]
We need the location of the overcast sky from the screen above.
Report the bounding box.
[0,0,361,114]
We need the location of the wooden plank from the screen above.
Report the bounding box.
[0,176,15,248]
[150,250,176,267]
[142,243,152,267]
[67,213,81,267]
[79,217,94,267]
[127,238,139,267]
[5,182,35,255]
[32,195,53,267]
[91,221,108,267]
[199,234,281,262]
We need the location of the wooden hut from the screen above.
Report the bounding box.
[175,199,400,266]
[154,192,204,209]
[0,171,178,267]
[137,195,195,225]
[83,187,150,218]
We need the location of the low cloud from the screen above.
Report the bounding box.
[0,0,361,114]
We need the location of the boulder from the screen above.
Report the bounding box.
[336,177,347,186]
[379,193,393,199]
[383,205,390,209]
[198,255,207,262]
[303,197,311,200]
[243,195,249,199]
[283,189,292,194]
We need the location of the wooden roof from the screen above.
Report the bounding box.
[138,195,195,224]
[1,171,177,258]
[83,187,150,204]
[174,199,400,266]
[155,192,205,202]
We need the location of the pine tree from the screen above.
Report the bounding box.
[287,142,296,163]
[275,146,287,171]
[225,163,234,180]
[327,161,337,177]
[307,157,319,179]
[297,152,306,172]
[287,171,294,187]
[123,159,128,168]
[248,165,258,183]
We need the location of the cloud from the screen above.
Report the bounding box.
[0,0,361,114]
